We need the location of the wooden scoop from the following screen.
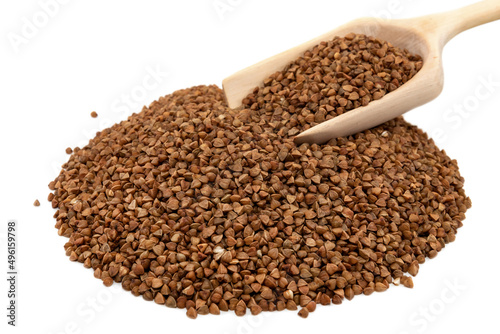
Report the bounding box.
[222,0,500,144]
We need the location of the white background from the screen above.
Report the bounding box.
[1,0,499,333]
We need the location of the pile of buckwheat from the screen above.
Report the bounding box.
[48,34,470,319]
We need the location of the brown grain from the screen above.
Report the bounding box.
[48,34,470,319]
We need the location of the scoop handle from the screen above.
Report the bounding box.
[434,0,500,46]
